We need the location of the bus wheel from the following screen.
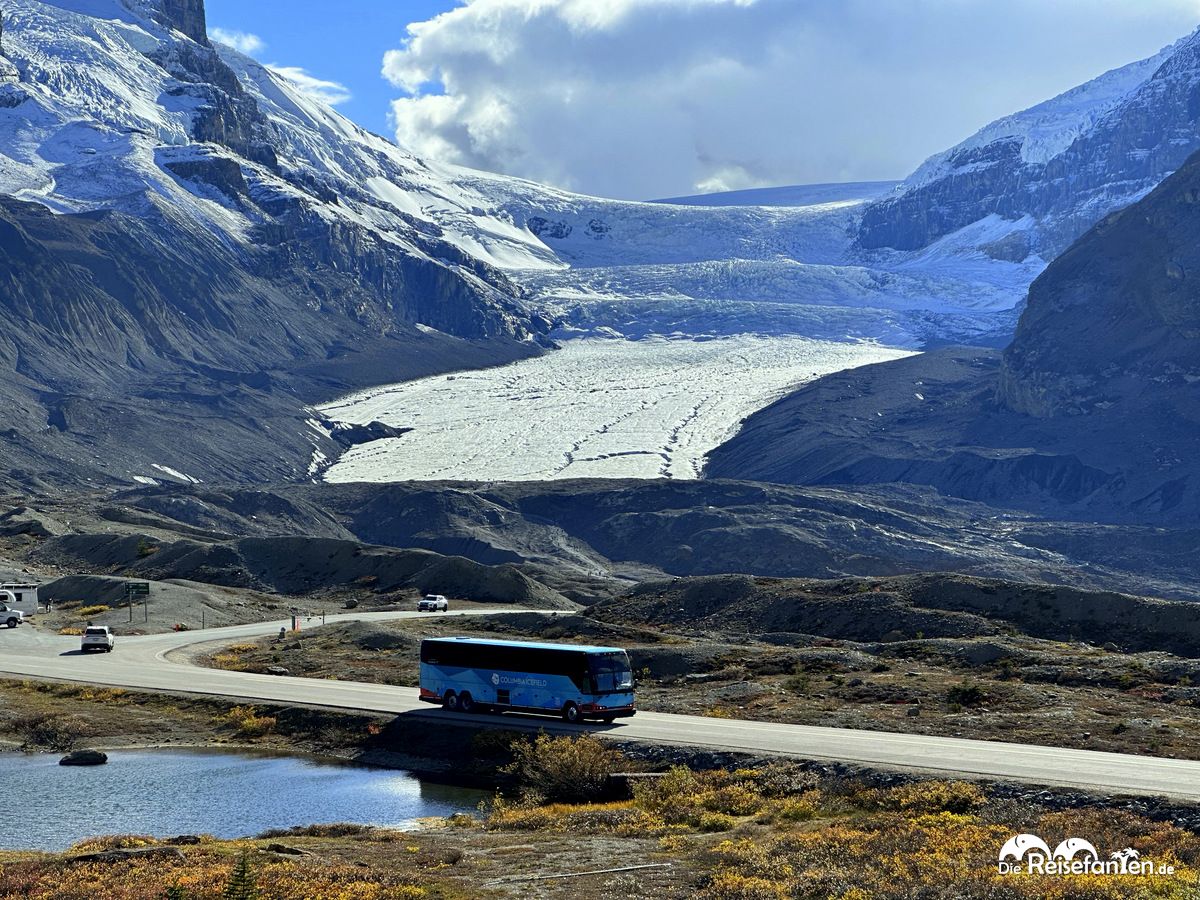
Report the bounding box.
[459,693,475,713]
[443,691,459,711]
[561,702,580,724]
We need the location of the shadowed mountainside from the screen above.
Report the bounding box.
[710,147,1200,526]
[13,479,1200,602]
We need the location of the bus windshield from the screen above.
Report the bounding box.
[590,652,633,694]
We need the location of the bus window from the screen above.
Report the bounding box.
[589,653,633,694]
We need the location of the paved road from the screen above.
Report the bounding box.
[2,612,1199,800]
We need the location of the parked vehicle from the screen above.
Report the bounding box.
[418,594,449,612]
[419,637,636,723]
[81,626,115,652]
[0,584,37,616]
[0,600,23,628]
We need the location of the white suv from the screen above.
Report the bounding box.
[418,594,449,612]
[81,626,115,653]
[0,605,22,628]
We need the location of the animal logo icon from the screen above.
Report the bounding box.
[999,834,1052,862]
[1054,838,1099,861]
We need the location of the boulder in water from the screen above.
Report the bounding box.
[59,749,108,766]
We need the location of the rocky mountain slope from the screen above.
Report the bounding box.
[859,28,1200,258]
[0,0,1037,494]
[0,0,559,492]
[710,145,1200,526]
[13,478,1200,602]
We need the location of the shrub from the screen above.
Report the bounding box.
[486,799,558,831]
[762,795,819,823]
[697,812,737,832]
[11,712,90,751]
[699,871,789,900]
[219,706,276,738]
[748,763,820,798]
[783,672,811,694]
[859,780,987,815]
[69,834,159,853]
[211,653,247,671]
[500,733,624,804]
[633,766,701,822]
[701,784,764,816]
[76,605,109,618]
[945,681,986,707]
[257,822,372,838]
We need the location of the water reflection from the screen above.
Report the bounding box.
[0,749,485,851]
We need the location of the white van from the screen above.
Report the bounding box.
[0,599,22,628]
[0,584,39,616]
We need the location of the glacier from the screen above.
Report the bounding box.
[321,336,913,483]
[6,0,1195,489]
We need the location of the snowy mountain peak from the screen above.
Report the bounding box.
[860,25,1200,256]
[905,32,1191,189]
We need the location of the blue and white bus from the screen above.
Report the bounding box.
[419,637,636,724]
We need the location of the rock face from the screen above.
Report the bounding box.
[157,0,208,45]
[859,28,1200,257]
[998,149,1200,419]
[0,196,540,491]
[0,2,548,490]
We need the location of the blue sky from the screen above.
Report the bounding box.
[205,0,455,138]
[204,0,1200,200]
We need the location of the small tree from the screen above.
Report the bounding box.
[501,733,625,804]
[222,852,259,900]
[163,886,192,900]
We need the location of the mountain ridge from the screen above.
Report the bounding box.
[859,27,1200,258]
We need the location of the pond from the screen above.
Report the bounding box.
[0,749,486,851]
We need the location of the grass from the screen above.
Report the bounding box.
[480,737,1200,899]
[219,706,277,738]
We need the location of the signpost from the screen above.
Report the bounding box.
[125,582,150,623]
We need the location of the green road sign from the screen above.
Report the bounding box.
[125,582,150,596]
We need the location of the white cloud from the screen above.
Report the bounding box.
[210,27,266,56]
[383,0,1200,199]
[268,66,353,106]
[209,28,350,108]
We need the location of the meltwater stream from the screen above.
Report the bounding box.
[0,749,485,851]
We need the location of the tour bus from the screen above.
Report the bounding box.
[419,637,636,724]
